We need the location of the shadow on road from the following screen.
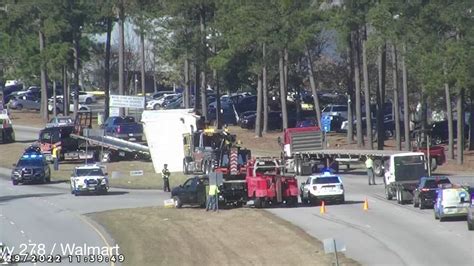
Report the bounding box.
[0,192,63,203]
[343,200,365,205]
[77,191,129,196]
[14,139,37,143]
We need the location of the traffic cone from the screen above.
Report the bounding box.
[320,201,326,214]
[363,197,369,211]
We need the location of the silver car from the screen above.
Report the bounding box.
[9,95,41,110]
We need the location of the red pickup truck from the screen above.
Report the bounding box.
[414,145,446,171]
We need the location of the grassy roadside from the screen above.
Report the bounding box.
[0,142,187,189]
[90,207,358,266]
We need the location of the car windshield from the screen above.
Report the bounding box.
[17,158,42,167]
[333,106,347,112]
[75,168,104,176]
[313,176,340,184]
[424,178,450,188]
[40,131,60,143]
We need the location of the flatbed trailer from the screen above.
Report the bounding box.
[281,126,442,176]
[70,133,150,162]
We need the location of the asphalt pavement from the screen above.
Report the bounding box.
[269,173,474,266]
[3,125,473,265]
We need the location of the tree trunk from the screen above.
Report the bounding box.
[362,27,372,149]
[39,29,48,122]
[199,6,207,121]
[353,31,363,147]
[469,89,474,150]
[262,43,268,134]
[391,44,401,150]
[255,73,263,137]
[305,47,322,129]
[194,63,200,112]
[284,48,289,94]
[376,44,386,150]
[118,0,125,116]
[443,63,454,159]
[140,31,146,103]
[347,33,354,143]
[73,34,80,118]
[52,81,57,117]
[215,70,221,129]
[62,65,69,116]
[279,50,288,129]
[184,57,190,109]
[104,17,112,120]
[401,43,410,151]
[456,88,465,164]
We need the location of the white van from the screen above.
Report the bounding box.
[434,186,471,221]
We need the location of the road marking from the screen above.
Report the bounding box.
[28,239,32,243]
[8,188,13,191]
[9,221,14,225]
[365,224,371,228]
[20,230,25,234]
[78,215,115,266]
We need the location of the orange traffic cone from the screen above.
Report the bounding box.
[320,201,326,214]
[363,197,369,211]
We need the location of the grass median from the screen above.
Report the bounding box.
[90,207,358,266]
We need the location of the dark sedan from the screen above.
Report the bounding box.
[413,176,451,209]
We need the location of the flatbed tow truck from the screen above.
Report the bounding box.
[39,111,150,163]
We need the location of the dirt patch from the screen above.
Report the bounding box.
[8,110,46,128]
[90,207,357,266]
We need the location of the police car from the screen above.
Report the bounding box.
[70,164,109,196]
[11,151,51,185]
[300,172,345,205]
[434,185,470,221]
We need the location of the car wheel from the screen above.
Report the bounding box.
[12,180,18,186]
[74,190,80,196]
[339,195,345,204]
[173,196,183,208]
[385,186,392,200]
[430,158,438,172]
[16,104,23,110]
[79,107,87,111]
[46,176,51,183]
[373,160,384,177]
[439,215,445,222]
[434,210,439,220]
[85,98,92,104]
[419,201,425,210]
[153,104,160,110]
[468,220,474,231]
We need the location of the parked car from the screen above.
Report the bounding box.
[102,116,143,142]
[322,104,348,119]
[146,93,180,110]
[207,106,238,125]
[240,111,282,130]
[430,120,469,145]
[8,95,41,110]
[48,96,90,113]
[151,91,174,99]
[70,91,96,104]
[300,172,345,205]
[296,118,318,128]
[234,95,257,114]
[46,116,74,128]
[171,176,209,208]
[434,185,471,221]
[413,176,451,209]
[70,164,109,196]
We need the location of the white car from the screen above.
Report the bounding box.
[48,96,91,113]
[70,164,109,196]
[322,104,348,119]
[146,93,180,110]
[300,172,345,205]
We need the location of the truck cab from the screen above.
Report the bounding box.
[384,152,428,204]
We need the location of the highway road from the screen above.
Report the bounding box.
[3,125,474,265]
[270,173,474,266]
[1,126,169,265]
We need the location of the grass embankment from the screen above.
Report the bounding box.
[90,207,358,266]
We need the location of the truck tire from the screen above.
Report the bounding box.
[374,160,384,177]
[12,180,18,186]
[430,157,438,172]
[173,196,183,208]
[183,160,190,175]
[385,186,392,200]
[254,197,264,208]
[413,197,419,208]
[295,159,302,176]
[101,150,112,163]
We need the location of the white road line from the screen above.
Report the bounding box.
[20,230,25,234]
[9,221,14,225]
[28,239,32,243]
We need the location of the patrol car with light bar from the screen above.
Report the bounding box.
[300,171,345,205]
[11,153,51,185]
[70,164,109,196]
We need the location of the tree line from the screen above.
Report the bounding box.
[1,0,473,164]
